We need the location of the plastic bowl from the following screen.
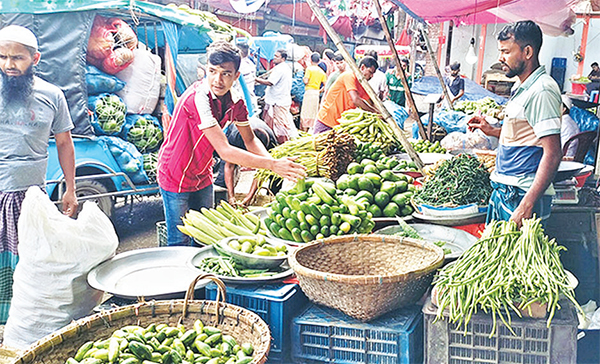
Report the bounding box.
[217,236,288,269]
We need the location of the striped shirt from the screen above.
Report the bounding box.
[491,66,561,193]
[157,80,249,193]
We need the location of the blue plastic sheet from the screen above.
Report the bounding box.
[250,32,293,62]
[383,100,409,129]
[570,106,599,132]
[86,65,125,95]
[412,110,469,138]
[411,76,508,105]
[98,136,148,185]
[291,70,305,104]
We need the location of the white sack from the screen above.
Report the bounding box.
[116,47,162,114]
[4,187,118,349]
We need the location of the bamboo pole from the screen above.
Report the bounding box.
[304,0,424,171]
[372,0,427,140]
[420,24,454,110]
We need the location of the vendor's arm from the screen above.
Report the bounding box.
[350,89,379,114]
[224,162,238,205]
[254,77,273,87]
[241,178,261,206]
[510,134,562,227]
[237,123,270,157]
[203,125,306,181]
[55,131,78,217]
[467,116,502,138]
[452,88,465,103]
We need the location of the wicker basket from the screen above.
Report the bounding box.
[13,274,271,364]
[288,234,444,321]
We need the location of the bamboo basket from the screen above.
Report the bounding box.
[288,234,444,321]
[13,274,271,364]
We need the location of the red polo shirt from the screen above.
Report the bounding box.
[157,80,249,193]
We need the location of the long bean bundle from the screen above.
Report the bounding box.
[434,218,582,336]
[414,153,492,206]
[254,130,355,183]
[334,109,398,152]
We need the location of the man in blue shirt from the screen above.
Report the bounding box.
[444,61,464,106]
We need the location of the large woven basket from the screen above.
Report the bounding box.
[13,274,271,364]
[288,234,444,321]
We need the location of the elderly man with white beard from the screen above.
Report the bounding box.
[0,25,77,323]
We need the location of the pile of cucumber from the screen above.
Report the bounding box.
[265,179,375,243]
[337,155,416,218]
[67,320,255,364]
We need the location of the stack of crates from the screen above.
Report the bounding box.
[205,282,308,363]
[291,303,423,364]
[423,297,578,363]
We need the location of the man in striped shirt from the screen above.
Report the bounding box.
[158,41,306,246]
[468,21,562,227]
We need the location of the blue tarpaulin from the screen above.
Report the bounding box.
[411,76,508,105]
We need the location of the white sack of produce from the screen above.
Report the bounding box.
[3,187,118,350]
[116,48,162,114]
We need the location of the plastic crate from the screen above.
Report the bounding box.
[156,221,167,247]
[205,282,308,363]
[552,57,567,68]
[577,329,600,364]
[423,296,577,364]
[291,303,423,364]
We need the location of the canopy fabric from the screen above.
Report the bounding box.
[0,1,214,32]
[393,0,578,36]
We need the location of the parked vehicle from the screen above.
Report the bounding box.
[2,1,248,218]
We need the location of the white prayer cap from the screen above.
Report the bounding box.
[0,25,38,50]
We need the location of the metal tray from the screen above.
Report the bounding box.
[375,223,478,259]
[88,247,208,299]
[412,211,487,226]
[189,245,294,284]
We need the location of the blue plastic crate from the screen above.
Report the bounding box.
[552,57,567,68]
[291,304,423,364]
[205,282,308,363]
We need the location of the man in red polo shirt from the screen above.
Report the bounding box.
[158,41,306,246]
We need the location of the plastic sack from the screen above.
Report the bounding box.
[115,48,162,114]
[99,135,149,184]
[570,106,599,132]
[413,110,469,138]
[88,93,127,135]
[441,129,493,152]
[383,100,409,130]
[87,15,137,75]
[3,187,118,350]
[120,114,163,154]
[86,64,126,95]
[290,70,305,103]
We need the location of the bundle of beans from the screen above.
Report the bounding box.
[255,130,354,183]
[433,218,582,336]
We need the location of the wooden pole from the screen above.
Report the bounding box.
[420,24,454,110]
[372,0,426,140]
[304,0,424,171]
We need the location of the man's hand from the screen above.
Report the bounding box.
[271,157,307,182]
[61,189,78,217]
[228,195,239,207]
[509,197,534,229]
[467,115,501,137]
